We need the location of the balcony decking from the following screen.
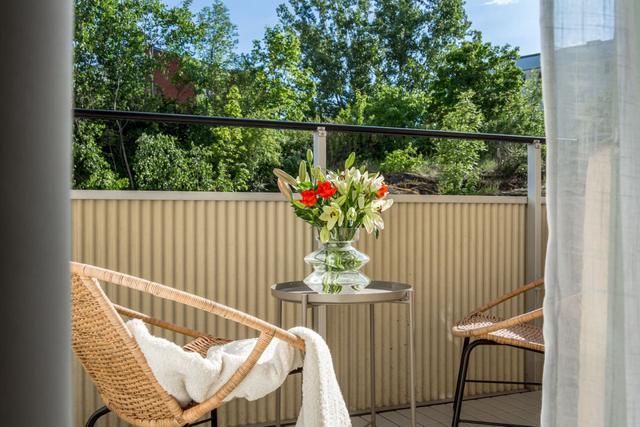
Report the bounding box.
[351,391,541,427]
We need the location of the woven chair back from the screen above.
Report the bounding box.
[71,272,183,426]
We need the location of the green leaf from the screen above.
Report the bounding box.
[297,181,313,190]
[320,226,330,243]
[345,152,356,169]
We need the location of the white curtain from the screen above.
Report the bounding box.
[541,0,640,425]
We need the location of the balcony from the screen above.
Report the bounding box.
[71,110,545,426]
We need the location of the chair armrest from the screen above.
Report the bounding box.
[114,304,205,338]
[455,308,543,337]
[471,278,544,315]
[71,262,305,351]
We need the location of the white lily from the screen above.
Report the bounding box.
[372,198,394,212]
[346,207,357,224]
[362,209,384,233]
[336,179,350,195]
[319,202,344,231]
[277,178,292,200]
[370,174,385,192]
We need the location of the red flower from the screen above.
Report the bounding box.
[300,189,317,207]
[316,181,337,199]
[376,183,389,198]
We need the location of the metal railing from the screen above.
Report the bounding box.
[73,108,545,362]
[74,108,545,144]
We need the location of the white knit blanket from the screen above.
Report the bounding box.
[127,320,350,427]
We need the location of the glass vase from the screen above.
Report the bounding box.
[303,228,370,294]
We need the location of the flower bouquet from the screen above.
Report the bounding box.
[274,150,393,293]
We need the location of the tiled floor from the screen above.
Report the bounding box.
[350,391,542,427]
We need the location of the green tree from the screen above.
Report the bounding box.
[72,122,129,190]
[493,71,545,136]
[74,0,239,189]
[133,133,215,191]
[332,85,430,165]
[72,0,544,194]
[435,91,486,194]
[278,0,469,115]
[277,0,381,117]
[184,1,238,114]
[489,71,545,184]
[428,33,524,131]
[74,0,175,186]
[208,86,249,190]
[194,86,281,192]
[379,144,425,174]
[240,26,316,121]
[372,0,469,88]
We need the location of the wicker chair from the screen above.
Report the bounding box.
[450,278,544,427]
[71,262,305,427]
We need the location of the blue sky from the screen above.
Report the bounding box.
[167,0,540,56]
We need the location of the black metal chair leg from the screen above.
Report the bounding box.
[85,406,111,427]
[452,338,471,427]
[211,409,218,427]
[452,339,491,427]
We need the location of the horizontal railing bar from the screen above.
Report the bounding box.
[466,379,543,386]
[70,190,532,204]
[74,109,545,144]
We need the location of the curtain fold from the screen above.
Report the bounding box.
[541,0,640,425]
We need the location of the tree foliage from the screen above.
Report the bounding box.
[73,0,545,194]
[428,33,524,131]
[435,91,486,194]
[379,144,424,175]
[277,0,470,116]
[73,122,129,190]
[133,133,215,191]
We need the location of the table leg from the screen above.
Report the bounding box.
[300,295,309,420]
[370,303,376,427]
[312,305,319,331]
[408,291,416,427]
[275,299,282,427]
[301,294,308,326]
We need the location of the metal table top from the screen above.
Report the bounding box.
[271,281,412,304]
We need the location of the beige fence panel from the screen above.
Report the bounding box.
[71,192,537,426]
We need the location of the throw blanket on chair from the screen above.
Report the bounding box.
[127,320,350,427]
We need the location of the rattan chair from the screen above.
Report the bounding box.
[71,262,305,427]
[450,278,544,427]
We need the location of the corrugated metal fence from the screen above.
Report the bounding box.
[71,192,543,426]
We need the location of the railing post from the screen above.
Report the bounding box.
[312,127,328,338]
[313,126,327,169]
[526,140,543,385]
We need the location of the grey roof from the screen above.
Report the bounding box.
[516,53,540,71]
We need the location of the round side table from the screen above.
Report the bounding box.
[271,281,416,427]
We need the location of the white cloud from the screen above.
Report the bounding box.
[484,0,519,5]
